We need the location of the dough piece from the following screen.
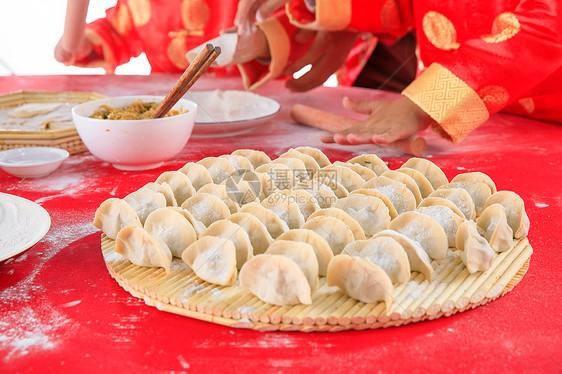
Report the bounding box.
[332,161,377,181]
[261,192,305,229]
[319,165,364,192]
[178,162,214,190]
[172,207,206,236]
[303,216,354,254]
[417,205,464,248]
[348,154,389,176]
[351,188,399,219]
[266,240,320,291]
[343,237,410,284]
[201,220,252,269]
[401,157,448,190]
[227,212,273,254]
[156,171,196,205]
[240,202,289,238]
[374,230,433,280]
[389,211,448,260]
[456,221,495,273]
[327,254,393,306]
[182,236,237,286]
[452,171,497,194]
[334,195,390,237]
[278,189,320,220]
[418,196,465,218]
[278,149,320,174]
[484,191,530,239]
[181,193,231,227]
[277,229,334,276]
[93,198,142,239]
[115,226,172,271]
[144,207,197,258]
[298,181,338,209]
[197,156,236,183]
[143,182,177,207]
[308,208,366,240]
[381,170,423,204]
[293,146,331,168]
[362,176,416,214]
[441,182,491,216]
[219,154,254,171]
[198,183,240,213]
[477,203,514,252]
[255,163,294,190]
[396,167,434,198]
[124,188,167,224]
[239,254,312,305]
[231,149,271,168]
[429,188,476,220]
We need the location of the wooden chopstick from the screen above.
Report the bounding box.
[153,44,221,118]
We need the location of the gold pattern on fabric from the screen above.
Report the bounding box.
[128,0,151,26]
[482,12,521,43]
[181,0,210,36]
[422,11,460,51]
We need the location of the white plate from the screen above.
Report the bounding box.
[186,90,280,138]
[0,147,69,178]
[0,192,51,262]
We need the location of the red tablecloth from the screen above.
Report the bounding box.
[1,75,561,372]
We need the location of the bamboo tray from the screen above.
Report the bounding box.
[101,235,532,332]
[0,91,104,154]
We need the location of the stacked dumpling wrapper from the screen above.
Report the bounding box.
[94,147,530,309]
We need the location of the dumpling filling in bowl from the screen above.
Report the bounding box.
[90,100,185,120]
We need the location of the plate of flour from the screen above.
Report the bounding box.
[185,90,280,138]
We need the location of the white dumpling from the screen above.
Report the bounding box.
[343,237,410,284]
[124,188,167,224]
[347,154,389,175]
[239,254,312,305]
[182,236,237,286]
[239,202,289,238]
[231,149,271,168]
[219,154,254,171]
[181,192,231,227]
[272,157,307,173]
[477,203,514,252]
[418,196,465,218]
[484,191,529,239]
[198,183,240,213]
[452,171,497,194]
[197,156,236,183]
[362,176,416,214]
[319,164,364,192]
[266,240,319,291]
[429,188,476,220]
[93,198,142,239]
[327,254,393,306]
[389,211,448,260]
[401,157,448,190]
[417,205,463,247]
[178,162,214,190]
[351,188,399,219]
[172,207,206,236]
[222,178,259,205]
[382,170,423,204]
[332,161,377,181]
[278,189,320,220]
[441,181,491,216]
[143,182,177,206]
[227,212,273,254]
[456,221,495,273]
[255,163,294,190]
[303,216,354,255]
[308,208,366,240]
[277,229,333,276]
[293,146,331,168]
[279,148,320,174]
[156,171,196,205]
[396,167,434,198]
[300,181,338,209]
[201,220,253,269]
[144,207,197,258]
[115,226,172,271]
[334,195,390,237]
[261,192,305,229]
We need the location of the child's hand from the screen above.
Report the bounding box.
[54,36,93,65]
[230,27,269,64]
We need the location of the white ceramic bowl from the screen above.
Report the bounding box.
[0,147,69,178]
[72,95,197,170]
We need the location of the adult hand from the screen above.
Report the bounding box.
[54,36,93,65]
[235,0,288,30]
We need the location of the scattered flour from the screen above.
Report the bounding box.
[60,300,82,308]
[534,202,549,208]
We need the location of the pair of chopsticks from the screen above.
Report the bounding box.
[153,44,221,118]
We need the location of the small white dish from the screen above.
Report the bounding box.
[0,147,69,178]
[186,90,280,138]
[0,192,51,262]
[72,95,197,171]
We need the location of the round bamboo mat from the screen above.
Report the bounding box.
[101,235,532,332]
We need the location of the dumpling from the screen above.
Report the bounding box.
[327,254,393,306]
[308,208,366,240]
[115,226,172,271]
[351,188,399,219]
[334,195,390,237]
[332,161,377,181]
[452,171,497,194]
[144,207,197,257]
[374,230,433,280]
[197,156,236,183]
[143,182,177,206]
[178,162,214,190]
[319,164,364,192]
[231,149,271,168]
[198,183,240,213]
[401,157,448,190]
[240,202,289,238]
[272,157,307,173]
[124,188,167,224]
[389,211,448,260]
[181,192,231,227]
[182,236,237,286]
[266,240,319,291]
[246,171,275,199]
[362,176,416,214]
[396,167,434,198]
[418,196,465,218]
[477,203,514,252]
[484,191,529,239]
[293,146,331,168]
[381,170,423,204]
[441,182,491,216]
[172,207,206,236]
[277,229,334,276]
[239,254,312,305]
[278,148,320,174]
[347,154,389,176]
[456,221,495,273]
[261,192,305,229]
[303,216,354,254]
[278,189,319,220]
[255,163,294,190]
[343,237,410,284]
[417,205,463,247]
[219,154,254,171]
[429,188,476,220]
[93,198,142,239]
[201,220,253,269]
[156,171,196,205]
[227,212,273,254]
[298,181,338,209]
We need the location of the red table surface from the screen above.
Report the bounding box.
[0,75,561,373]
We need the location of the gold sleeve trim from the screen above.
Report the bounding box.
[402,63,489,143]
[286,0,351,31]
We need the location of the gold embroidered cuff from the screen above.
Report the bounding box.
[402,63,489,143]
[286,0,351,31]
